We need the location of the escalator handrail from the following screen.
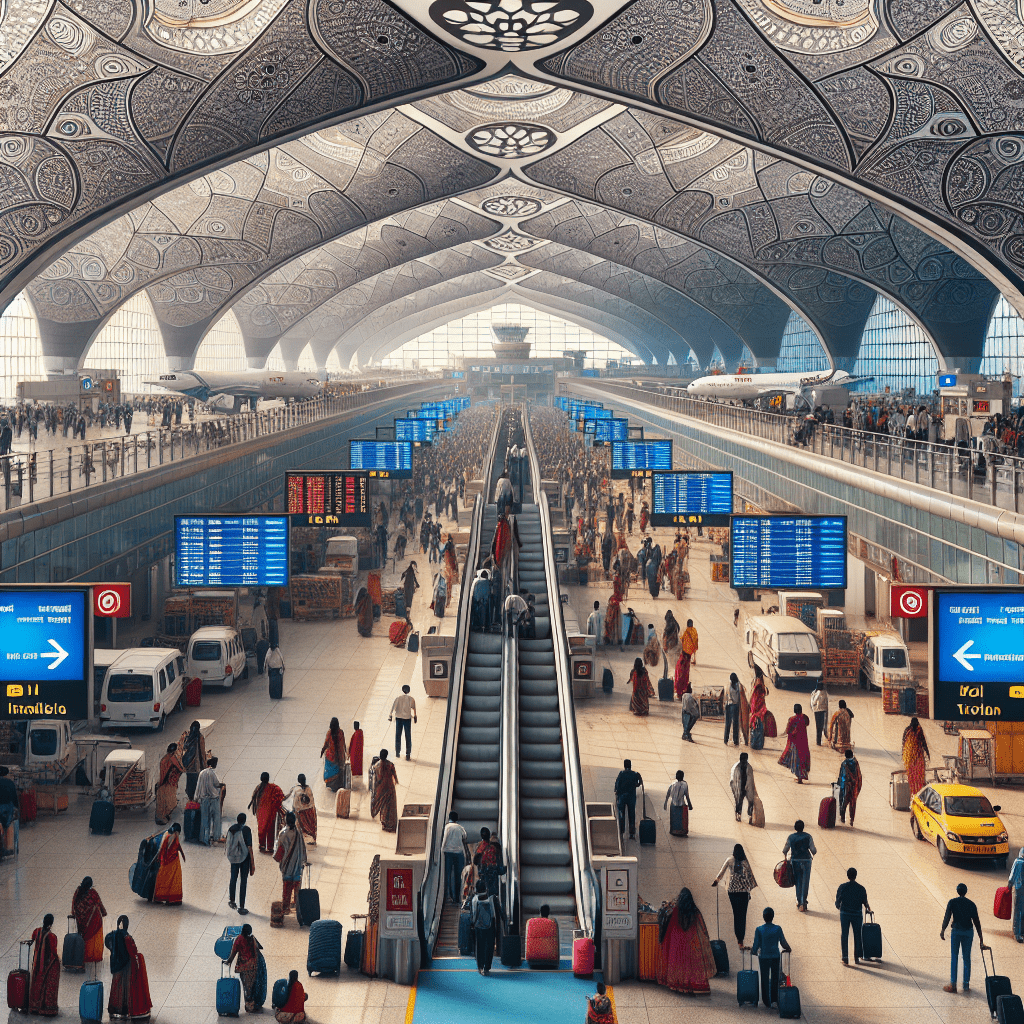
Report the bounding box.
[499,539,520,934]
[420,406,504,950]
[521,408,600,936]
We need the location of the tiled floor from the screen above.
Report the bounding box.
[565,512,1024,1022]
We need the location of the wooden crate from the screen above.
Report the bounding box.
[710,562,729,582]
[883,685,901,715]
[916,690,930,719]
[290,574,343,619]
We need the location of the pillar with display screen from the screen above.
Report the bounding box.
[593,856,638,983]
[377,858,424,984]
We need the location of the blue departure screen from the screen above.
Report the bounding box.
[610,440,673,478]
[586,418,628,442]
[349,440,414,477]
[652,472,733,525]
[730,516,847,589]
[570,404,611,420]
[394,418,436,442]
[175,515,289,587]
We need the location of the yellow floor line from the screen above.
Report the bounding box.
[405,980,417,1024]
[608,984,618,1022]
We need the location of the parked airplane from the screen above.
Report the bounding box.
[686,368,865,401]
[145,369,323,411]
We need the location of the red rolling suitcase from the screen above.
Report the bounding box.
[19,789,36,824]
[572,936,595,977]
[7,940,31,1011]
[818,783,837,829]
[669,803,688,837]
[995,885,1012,920]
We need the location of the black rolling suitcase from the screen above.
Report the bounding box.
[638,784,656,846]
[344,924,364,970]
[777,952,801,1019]
[501,933,522,967]
[658,677,674,701]
[710,889,729,976]
[296,864,321,927]
[458,899,474,955]
[986,947,1013,1018]
[268,668,283,700]
[861,910,882,961]
[602,668,614,693]
[89,798,114,835]
[998,995,1024,1024]
[183,801,201,843]
[62,915,85,972]
[395,589,407,620]
[737,949,758,1005]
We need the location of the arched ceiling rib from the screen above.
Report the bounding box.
[0,0,1023,340]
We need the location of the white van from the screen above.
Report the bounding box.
[187,626,248,688]
[744,614,822,689]
[860,631,913,692]
[99,648,187,731]
[93,649,127,717]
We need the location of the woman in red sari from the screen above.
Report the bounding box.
[249,772,285,854]
[349,721,364,779]
[902,716,930,794]
[628,657,655,717]
[71,876,107,966]
[28,913,60,1016]
[154,743,183,826]
[369,749,399,832]
[151,823,185,904]
[319,718,347,792]
[748,667,770,734]
[657,888,716,995]
[105,915,152,1021]
[778,703,811,783]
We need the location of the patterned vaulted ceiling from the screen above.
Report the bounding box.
[5,1,1024,372]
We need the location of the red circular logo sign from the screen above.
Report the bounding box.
[898,589,923,616]
[96,588,121,615]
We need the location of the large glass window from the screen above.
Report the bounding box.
[297,344,317,372]
[851,296,939,396]
[776,312,829,373]
[0,291,45,403]
[325,350,344,375]
[83,291,169,395]
[194,311,246,372]
[265,344,286,372]
[981,295,1024,397]
[376,303,639,370]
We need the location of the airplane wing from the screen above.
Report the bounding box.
[755,385,808,396]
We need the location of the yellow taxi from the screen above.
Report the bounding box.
[910,782,1009,867]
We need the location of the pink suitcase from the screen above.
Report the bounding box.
[572,936,595,977]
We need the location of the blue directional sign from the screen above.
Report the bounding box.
[938,374,958,388]
[349,440,414,478]
[0,588,90,720]
[932,588,1024,720]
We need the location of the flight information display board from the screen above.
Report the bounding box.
[570,404,611,420]
[610,439,673,478]
[394,418,437,442]
[730,515,847,589]
[582,418,629,442]
[652,472,733,526]
[0,587,91,721]
[931,588,1024,721]
[175,516,289,587]
[285,471,370,527]
[349,440,413,478]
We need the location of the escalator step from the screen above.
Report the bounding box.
[520,798,568,819]
[519,760,566,780]
[520,839,573,866]
[521,819,570,840]
[521,778,566,800]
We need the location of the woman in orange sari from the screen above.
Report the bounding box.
[603,573,624,646]
[154,743,183,826]
[71,877,107,966]
[28,914,60,1016]
[320,718,347,792]
[151,823,185,905]
[628,657,655,717]
[902,716,930,794]
[657,888,716,995]
[105,916,152,1021]
[369,749,399,832]
[249,772,285,854]
[778,704,811,784]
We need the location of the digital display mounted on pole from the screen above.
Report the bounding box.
[580,418,628,442]
[651,471,733,526]
[348,440,414,478]
[610,439,673,478]
[285,471,371,527]
[931,587,1024,721]
[729,515,847,589]
[0,587,91,721]
[175,515,290,587]
[394,418,437,443]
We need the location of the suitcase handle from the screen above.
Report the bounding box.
[20,939,32,971]
[781,949,792,984]
[67,914,77,935]
[981,944,996,979]
[865,910,874,924]
[221,959,232,977]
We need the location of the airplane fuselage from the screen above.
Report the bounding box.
[686,370,849,401]
[145,370,322,404]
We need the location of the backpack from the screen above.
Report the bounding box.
[226,827,248,864]
[472,895,494,930]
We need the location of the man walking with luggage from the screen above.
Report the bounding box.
[680,689,699,742]
[724,673,742,746]
[940,882,989,993]
[751,907,791,1009]
[783,820,817,912]
[389,684,417,761]
[663,770,692,836]
[835,867,871,965]
[225,813,254,915]
[614,759,643,841]
[195,756,225,846]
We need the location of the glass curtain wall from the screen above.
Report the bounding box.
[981,295,1024,397]
[0,291,45,403]
[850,296,939,395]
[194,311,247,372]
[83,291,169,395]
[776,312,829,373]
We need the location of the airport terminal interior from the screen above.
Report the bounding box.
[9,1,1024,1022]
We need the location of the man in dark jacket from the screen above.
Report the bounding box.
[835,867,871,964]
[613,759,644,840]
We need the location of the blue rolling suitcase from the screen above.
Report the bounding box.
[344,929,364,969]
[271,978,289,1010]
[407,631,419,654]
[89,799,115,835]
[79,980,103,1022]
[214,925,242,961]
[778,952,801,1019]
[458,902,474,955]
[217,961,241,1017]
[737,950,758,1006]
[395,589,407,620]
[998,994,1024,1024]
[306,918,342,976]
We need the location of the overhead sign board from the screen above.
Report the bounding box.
[394,418,437,443]
[651,471,733,526]
[931,587,1024,720]
[730,515,847,589]
[93,584,131,619]
[0,587,91,720]
[348,440,413,478]
[175,515,289,587]
[285,471,370,527]
[610,439,673,478]
[938,374,958,387]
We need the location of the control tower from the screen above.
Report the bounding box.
[491,323,531,361]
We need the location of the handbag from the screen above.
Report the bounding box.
[273,844,284,864]
[764,711,778,739]
[774,859,794,888]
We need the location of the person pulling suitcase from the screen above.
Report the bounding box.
[267,646,285,700]
[834,867,871,966]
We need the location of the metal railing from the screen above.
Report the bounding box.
[569,381,1024,514]
[500,538,520,933]
[0,383,439,511]
[420,406,503,953]
[523,407,600,937]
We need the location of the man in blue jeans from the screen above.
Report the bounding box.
[724,673,742,745]
[940,882,988,993]
[613,759,643,840]
[751,907,791,1008]
[783,819,817,912]
[441,810,470,904]
[835,866,871,965]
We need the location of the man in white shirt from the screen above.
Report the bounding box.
[267,646,285,698]
[664,769,692,811]
[195,756,225,846]
[441,810,470,904]
[389,684,417,760]
[810,682,829,747]
[586,600,604,652]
